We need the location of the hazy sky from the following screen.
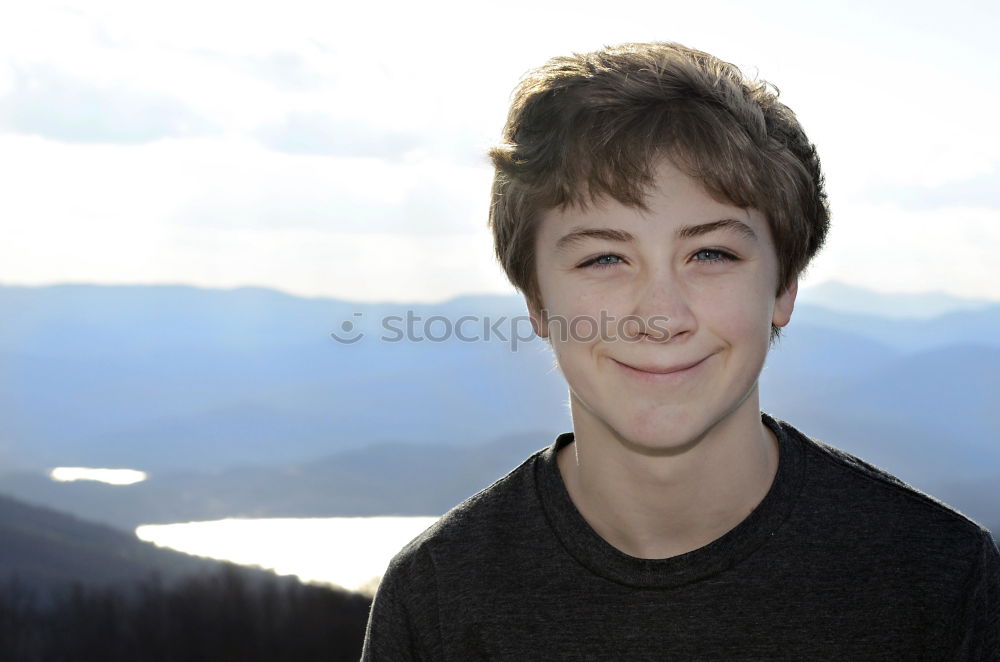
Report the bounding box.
[1,0,997,303]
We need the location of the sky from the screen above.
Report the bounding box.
[0,0,997,304]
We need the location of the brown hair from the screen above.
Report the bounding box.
[487,41,830,343]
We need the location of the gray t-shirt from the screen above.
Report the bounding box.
[361,412,1000,660]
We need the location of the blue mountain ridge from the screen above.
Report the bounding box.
[0,280,996,529]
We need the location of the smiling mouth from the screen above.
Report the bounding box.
[612,355,708,375]
[608,353,715,385]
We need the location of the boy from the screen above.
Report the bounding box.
[361,42,999,660]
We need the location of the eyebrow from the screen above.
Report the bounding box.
[554,218,758,252]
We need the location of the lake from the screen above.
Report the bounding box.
[136,516,440,594]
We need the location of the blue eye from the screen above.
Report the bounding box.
[692,248,737,263]
[579,250,738,270]
[580,254,623,269]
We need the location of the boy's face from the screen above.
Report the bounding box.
[528,158,796,453]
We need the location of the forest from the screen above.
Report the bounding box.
[0,564,372,661]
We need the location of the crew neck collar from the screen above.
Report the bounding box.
[534,411,805,589]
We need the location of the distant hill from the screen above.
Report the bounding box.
[3,423,997,537]
[1,281,997,474]
[0,430,552,530]
[797,281,995,319]
[789,303,1000,354]
[0,280,997,532]
[0,283,567,471]
[0,492,225,589]
[763,343,1000,483]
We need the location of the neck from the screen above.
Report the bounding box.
[557,393,779,559]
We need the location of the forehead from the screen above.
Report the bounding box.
[536,160,773,247]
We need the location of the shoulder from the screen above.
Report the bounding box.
[774,414,993,567]
[364,445,551,659]
[770,415,1000,655]
[383,442,550,580]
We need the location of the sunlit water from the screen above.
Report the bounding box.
[50,467,147,485]
[136,516,440,594]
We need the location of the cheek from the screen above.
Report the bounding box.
[541,290,608,380]
[700,288,772,344]
[539,277,613,333]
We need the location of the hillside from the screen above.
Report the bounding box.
[0,494,371,661]
[0,492,226,589]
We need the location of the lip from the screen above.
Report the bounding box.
[611,354,712,382]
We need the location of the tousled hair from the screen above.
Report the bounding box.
[487,41,830,344]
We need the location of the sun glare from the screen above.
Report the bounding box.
[49,467,148,485]
[135,516,439,594]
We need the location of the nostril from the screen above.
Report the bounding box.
[617,315,673,342]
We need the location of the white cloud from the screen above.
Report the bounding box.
[0,221,514,303]
[860,166,1000,210]
[0,61,215,143]
[0,133,508,301]
[0,0,997,301]
[800,202,1000,301]
[211,50,328,92]
[255,111,422,158]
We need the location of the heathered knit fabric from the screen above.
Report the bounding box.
[361,412,1000,661]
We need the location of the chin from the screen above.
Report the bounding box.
[609,416,707,456]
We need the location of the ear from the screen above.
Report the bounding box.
[525,293,549,339]
[772,277,798,329]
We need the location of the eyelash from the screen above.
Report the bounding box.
[579,249,738,270]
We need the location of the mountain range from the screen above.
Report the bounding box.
[0,280,997,531]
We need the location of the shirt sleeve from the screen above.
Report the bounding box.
[360,544,439,662]
[951,528,1000,661]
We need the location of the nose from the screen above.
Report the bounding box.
[624,266,697,343]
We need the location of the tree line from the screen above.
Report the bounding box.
[0,563,372,661]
